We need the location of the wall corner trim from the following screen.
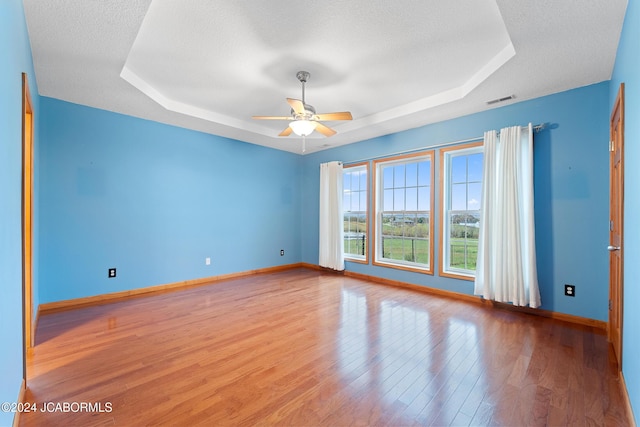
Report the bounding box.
[620,372,638,427]
[12,379,26,427]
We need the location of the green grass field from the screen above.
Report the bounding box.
[345,236,366,256]
[378,236,477,270]
[344,217,367,256]
[449,238,478,270]
[381,236,429,264]
[343,219,479,271]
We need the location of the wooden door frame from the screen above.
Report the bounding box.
[609,83,624,369]
[22,73,34,383]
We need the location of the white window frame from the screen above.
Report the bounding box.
[439,142,483,280]
[343,162,368,263]
[373,151,434,274]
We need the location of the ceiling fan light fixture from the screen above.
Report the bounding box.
[290,120,317,136]
[252,71,351,139]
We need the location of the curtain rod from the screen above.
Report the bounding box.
[343,122,546,166]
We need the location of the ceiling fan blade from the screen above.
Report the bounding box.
[252,115,292,120]
[314,112,353,121]
[279,126,293,137]
[314,122,337,137]
[287,98,306,115]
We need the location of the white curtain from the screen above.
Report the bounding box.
[319,161,345,271]
[474,124,541,308]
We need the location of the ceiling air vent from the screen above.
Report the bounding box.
[486,95,515,105]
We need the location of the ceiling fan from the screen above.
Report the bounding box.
[252,71,353,143]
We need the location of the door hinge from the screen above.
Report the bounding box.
[609,299,613,311]
[610,220,614,231]
[610,140,615,152]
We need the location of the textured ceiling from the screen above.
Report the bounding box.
[24,0,627,154]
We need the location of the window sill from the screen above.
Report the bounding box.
[439,270,475,281]
[373,260,433,275]
[345,257,368,265]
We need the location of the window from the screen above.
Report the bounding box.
[343,163,368,262]
[373,152,434,273]
[440,142,483,280]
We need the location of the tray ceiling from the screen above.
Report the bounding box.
[24,0,627,154]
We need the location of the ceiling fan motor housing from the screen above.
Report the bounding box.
[292,103,316,120]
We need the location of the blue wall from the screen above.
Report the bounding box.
[39,98,302,303]
[4,1,636,423]
[0,0,39,425]
[611,0,639,422]
[302,83,611,321]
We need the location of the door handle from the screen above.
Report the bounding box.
[608,245,621,251]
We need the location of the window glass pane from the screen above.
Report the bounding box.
[417,215,429,237]
[405,213,416,237]
[450,214,464,267]
[418,161,430,186]
[383,167,394,189]
[351,192,359,212]
[405,187,418,211]
[398,213,409,235]
[381,233,427,264]
[344,215,355,253]
[468,153,483,182]
[467,241,478,270]
[344,213,366,257]
[451,156,467,183]
[359,170,367,190]
[384,189,394,211]
[393,165,405,188]
[343,215,351,233]
[343,192,350,211]
[449,240,466,269]
[350,172,359,191]
[417,186,429,211]
[401,239,414,262]
[381,237,397,261]
[451,183,467,211]
[359,192,367,211]
[358,213,367,231]
[393,188,405,211]
[468,182,482,210]
[405,163,418,187]
[414,238,429,264]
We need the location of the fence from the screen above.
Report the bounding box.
[344,233,366,256]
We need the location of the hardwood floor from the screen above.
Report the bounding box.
[21,268,629,426]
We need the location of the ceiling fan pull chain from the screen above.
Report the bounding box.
[302,135,306,153]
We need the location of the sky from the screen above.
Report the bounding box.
[450,152,483,211]
[343,152,484,213]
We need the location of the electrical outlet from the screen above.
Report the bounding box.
[205,257,211,265]
[280,249,285,256]
[108,268,116,278]
[564,284,575,297]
